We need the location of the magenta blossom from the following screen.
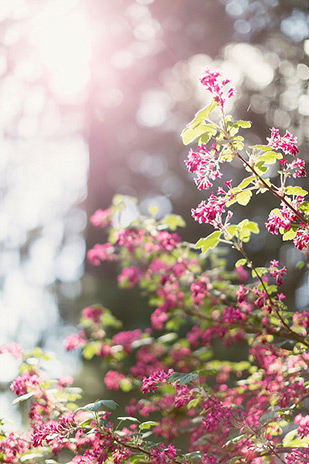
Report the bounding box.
[267,127,298,156]
[200,69,235,109]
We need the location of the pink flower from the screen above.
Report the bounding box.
[295,414,309,438]
[200,70,235,109]
[82,306,103,324]
[293,227,309,251]
[286,158,306,178]
[269,260,287,286]
[87,243,115,265]
[0,343,23,359]
[63,331,87,351]
[267,127,298,156]
[185,145,223,191]
[117,266,142,287]
[191,192,230,227]
[151,308,168,330]
[90,208,112,228]
[190,277,208,306]
[104,370,125,390]
[141,369,174,394]
[112,329,141,353]
[57,376,73,388]
[10,372,40,396]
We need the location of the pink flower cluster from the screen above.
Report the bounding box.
[32,412,76,447]
[269,259,287,286]
[63,330,87,351]
[285,158,306,178]
[87,243,115,265]
[0,342,23,359]
[185,145,223,191]
[200,69,235,109]
[294,414,309,439]
[293,227,309,251]
[117,265,142,287]
[82,305,103,324]
[267,127,298,156]
[265,199,302,236]
[112,329,142,353]
[10,371,40,396]
[141,369,174,394]
[191,191,231,228]
[90,208,112,228]
[104,370,125,390]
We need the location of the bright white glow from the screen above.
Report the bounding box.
[31,8,91,102]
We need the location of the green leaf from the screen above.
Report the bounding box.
[187,399,200,409]
[298,201,309,213]
[82,341,101,360]
[188,100,218,129]
[283,429,309,447]
[167,372,198,386]
[258,151,282,164]
[235,190,252,206]
[20,453,44,462]
[181,123,216,146]
[251,267,268,278]
[254,161,268,174]
[285,186,308,197]
[76,399,119,413]
[237,176,257,189]
[235,258,246,268]
[233,120,252,128]
[117,416,140,423]
[160,214,186,231]
[12,391,35,405]
[250,145,273,151]
[139,421,159,430]
[224,225,237,238]
[282,229,297,241]
[246,221,259,234]
[195,231,221,253]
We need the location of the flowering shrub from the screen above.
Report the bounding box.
[1,69,309,463]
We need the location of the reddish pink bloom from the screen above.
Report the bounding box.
[294,414,309,438]
[286,158,306,178]
[190,277,208,306]
[293,227,309,251]
[141,369,174,394]
[112,329,141,353]
[90,208,112,228]
[267,127,298,156]
[151,308,168,330]
[117,266,142,287]
[87,243,115,265]
[82,306,103,324]
[63,331,87,351]
[104,370,125,390]
[200,69,235,109]
[185,145,223,191]
[269,260,287,286]
[0,343,23,359]
[191,192,230,227]
[10,371,40,395]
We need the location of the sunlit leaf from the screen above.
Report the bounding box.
[285,186,308,197]
[235,190,252,206]
[195,231,221,253]
[235,258,246,268]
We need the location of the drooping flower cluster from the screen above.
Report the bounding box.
[184,144,223,190]
[200,69,235,109]
[267,127,298,156]
[191,191,232,228]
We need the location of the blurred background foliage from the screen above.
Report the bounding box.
[0,0,309,416]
